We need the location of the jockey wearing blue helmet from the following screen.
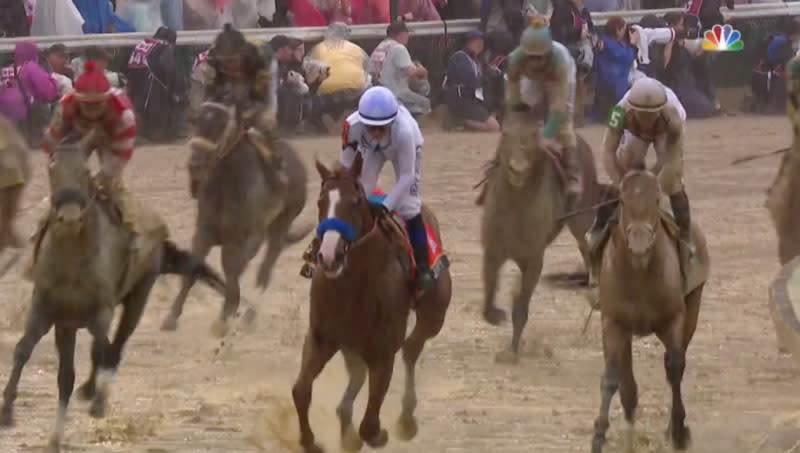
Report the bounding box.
[300,86,434,292]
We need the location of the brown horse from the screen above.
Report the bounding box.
[591,168,710,453]
[478,116,613,363]
[766,90,800,264]
[291,153,452,453]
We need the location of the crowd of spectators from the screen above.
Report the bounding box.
[0,0,799,143]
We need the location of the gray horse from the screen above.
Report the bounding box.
[0,138,225,453]
[479,118,613,363]
[161,93,311,335]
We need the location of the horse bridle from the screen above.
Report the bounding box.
[198,101,245,159]
[315,182,381,255]
[619,204,658,253]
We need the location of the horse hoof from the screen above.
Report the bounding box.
[303,443,325,453]
[395,415,418,441]
[160,316,179,331]
[243,307,257,326]
[341,425,363,452]
[671,425,691,450]
[209,319,229,338]
[0,407,13,427]
[494,349,519,365]
[591,434,606,453]
[363,429,388,448]
[483,306,507,326]
[88,399,106,419]
[76,382,95,401]
[45,439,60,453]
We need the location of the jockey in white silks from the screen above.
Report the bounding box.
[300,86,434,292]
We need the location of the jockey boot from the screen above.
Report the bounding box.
[585,199,619,286]
[247,127,289,224]
[669,191,695,289]
[299,236,320,279]
[407,213,434,293]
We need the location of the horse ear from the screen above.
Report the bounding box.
[350,151,364,178]
[315,158,330,179]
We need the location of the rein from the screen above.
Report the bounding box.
[199,101,246,160]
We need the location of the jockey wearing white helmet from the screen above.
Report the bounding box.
[300,86,434,291]
[587,76,693,284]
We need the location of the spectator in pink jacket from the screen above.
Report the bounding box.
[0,41,58,128]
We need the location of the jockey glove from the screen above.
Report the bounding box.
[369,202,390,219]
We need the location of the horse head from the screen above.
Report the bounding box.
[47,132,94,237]
[313,152,374,278]
[618,166,662,262]
[497,115,543,187]
[188,85,246,194]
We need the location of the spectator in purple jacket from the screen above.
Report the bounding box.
[0,41,58,143]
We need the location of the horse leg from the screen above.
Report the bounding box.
[657,310,691,450]
[255,211,292,291]
[591,315,624,453]
[618,337,637,453]
[359,357,394,448]
[1,297,53,427]
[337,349,366,452]
[397,283,449,440]
[567,216,592,280]
[86,308,114,419]
[482,249,506,325]
[496,256,543,364]
[0,184,23,249]
[48,327,77,453]
[162,232,213,331]
[292,331,337,453]
[683,284,704,352]
[212,244,247,338]
[76,336,103,401]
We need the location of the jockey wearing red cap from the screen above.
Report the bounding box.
[41,60,139,236]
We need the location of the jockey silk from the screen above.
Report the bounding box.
[128,38,169,70]
[341,104,424,219]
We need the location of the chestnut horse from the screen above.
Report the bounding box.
[591,168,710,453]
[291,153,452,453]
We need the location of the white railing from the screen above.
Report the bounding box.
[0,2,798,51]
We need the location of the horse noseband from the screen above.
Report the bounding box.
[316,217,357,248]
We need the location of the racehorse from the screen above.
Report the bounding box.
[291,153,452,453]
[0,136,224,453]
[591,167,710,453]
[161,87,311,335]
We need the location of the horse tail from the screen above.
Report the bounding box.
[160,240,225,295]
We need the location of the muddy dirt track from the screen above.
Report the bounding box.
[0,116,799,453]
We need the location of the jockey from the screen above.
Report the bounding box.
[200,24,287,197]
[38,60,139,241]
[300,86,434,292]
[587,76,693,280]
[505,17,582,200]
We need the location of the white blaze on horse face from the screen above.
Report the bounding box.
[319,188,342,268]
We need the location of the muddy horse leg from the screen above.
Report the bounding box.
[212,244,248,337]
[657,310,691,450]
[292,331,337,453]
[0,184,23,250]
[683,284,704,351]
[497,256,544,364]
[337,350,366,452]
[591,315,625,453]
[482,249,506,325]
[618,338,637,453]
[48,327,77,453]
[1,294,53,427]
[162,232,213,331]
[359,357,394,448]
[397,279,450,440]
[255,211,292,291]
[86,308,114,419]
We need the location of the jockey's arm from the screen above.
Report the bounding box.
[42,102,73,156]
[382,134,416,212]
[108,108,137,166]
[541,59,574,141]
[602,126,624,184]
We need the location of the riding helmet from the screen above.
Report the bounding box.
[625,77,668,112]
[357,86,399,126]
[519,16,553,56]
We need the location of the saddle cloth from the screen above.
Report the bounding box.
[367,190,448,280]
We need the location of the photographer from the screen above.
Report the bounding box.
[593,16,635,121]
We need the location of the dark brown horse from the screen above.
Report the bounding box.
[0,115,30,264]
[591,168,710,453]
[291,153,452,453]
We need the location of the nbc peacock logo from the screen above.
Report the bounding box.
[701,24,744,51]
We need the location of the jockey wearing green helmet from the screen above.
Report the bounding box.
[504,17,582,201]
